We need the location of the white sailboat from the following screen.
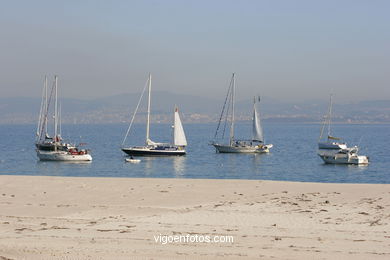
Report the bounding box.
[121,74,187,156]
[211,73,273,153]
[318,94,347,149]
[317,94,369,165]
[35,76,92,161]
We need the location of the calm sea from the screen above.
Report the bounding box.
[0,123,389,183]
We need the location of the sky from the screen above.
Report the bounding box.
[0,0,389,102]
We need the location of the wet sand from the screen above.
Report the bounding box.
[0,175,389,259]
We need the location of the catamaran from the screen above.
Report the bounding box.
[318,94,347,149]
[121,74,187,156]
[35,76,92,161]
[211,73,273,153]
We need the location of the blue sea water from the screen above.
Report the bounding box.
[0,123,389,183]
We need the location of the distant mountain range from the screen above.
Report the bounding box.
[1,92,389,124]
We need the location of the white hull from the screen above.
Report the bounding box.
[213,143,272,153]
[319,153,369,165]
[318,142,347,150]
[318,149,368,165]
[37,150,92,161]
[125,158,141,163]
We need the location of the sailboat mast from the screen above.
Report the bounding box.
[327,94,333,138]
[36,76,46,140]
[172,105,176,144]
[44,75,48,136]
[252,96,256,140]
[230,73,235,145]
[145,73,152,144]
[54,76,58,151]
[59,102,62,138]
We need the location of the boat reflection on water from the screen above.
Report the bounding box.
[173,156,186,177]
[36,160,92,176]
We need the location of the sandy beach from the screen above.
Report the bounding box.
[0,175,389,259]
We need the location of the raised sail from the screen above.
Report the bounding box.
[252,98,263,143]
[211,73,273,153]
[121,74,187,156]
[35,76,92,161]
[173,107,187,146]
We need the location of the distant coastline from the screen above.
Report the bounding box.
[1,93,389,124]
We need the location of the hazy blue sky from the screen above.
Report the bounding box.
[0,0,389,102]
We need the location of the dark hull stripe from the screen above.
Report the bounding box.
[122,149,186,156]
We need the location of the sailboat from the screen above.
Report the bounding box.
[35,76,92,161]
[317,94,369,165]
[211,73,273,153]
[318,94,347,149]
[121,74,187,156]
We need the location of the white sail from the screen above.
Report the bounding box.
[173,107,187,146]
[252,99,264,142]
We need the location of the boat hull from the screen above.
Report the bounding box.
[212,143,272,153]
[318,152,369,165]
[125,158,141,163]
[318,142,347,150]
[37,150,92,161]
[122,147,186,156]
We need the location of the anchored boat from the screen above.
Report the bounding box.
[121,74,187,156]
[317,94,369,165]
[35,76,92,161]
[318,94,347,150]
[211,73,273,153]
[318,147,369,165]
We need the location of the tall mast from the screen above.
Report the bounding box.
[172,105,176,143]
[54,76,58,151]
[44,75,48,136]
[327,94,333,138]
[145,73,152,144]
[36,76,46,140]
[230,73,235,145]
[59,102,62,137]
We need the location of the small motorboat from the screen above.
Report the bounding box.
[125,157,141,163]
[318,147,369,165]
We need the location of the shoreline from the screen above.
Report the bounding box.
[0,175,389,259]
[2,174,389,185]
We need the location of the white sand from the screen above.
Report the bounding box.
[0,175,389,259]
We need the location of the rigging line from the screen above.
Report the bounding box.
[222,79,233,140]
[357,135,364,149]
[319,95,332,142]
[121,78,149,146]
[318,114,326,142]
[36,78,46,139]
[214,75,233,140]
[39,80,55,142]
[327,93,333,138]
